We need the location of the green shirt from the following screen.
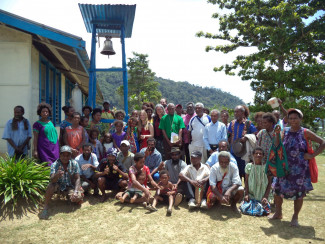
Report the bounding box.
[159,114,185,139]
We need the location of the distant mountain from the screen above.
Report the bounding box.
[96,72,244,110]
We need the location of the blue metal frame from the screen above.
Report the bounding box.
[0,9,86,50]
[121,25,128,117]
[39,55,62,125]
[87,24,97,108]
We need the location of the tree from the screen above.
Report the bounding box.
[197,0,325,125]
[117,52,161,111]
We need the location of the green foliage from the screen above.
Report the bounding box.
[0,156,50,210]
[117,52,162,112]
[197,0,325,125]
[97,72,244,113]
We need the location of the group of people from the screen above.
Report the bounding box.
[2,98,325,226]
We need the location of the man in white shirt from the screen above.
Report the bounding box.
[75,143,99,194]
[188,103,211,163]
[207,151,244,212]
[179,150,210,210]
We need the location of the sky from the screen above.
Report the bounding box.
[0,0,257,104]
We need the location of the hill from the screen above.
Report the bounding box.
[96,72,244,111]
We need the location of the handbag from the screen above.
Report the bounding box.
[265,134,289,177]
[304,129,318,183]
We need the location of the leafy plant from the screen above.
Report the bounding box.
[0,156,50,210]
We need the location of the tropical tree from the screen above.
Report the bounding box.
[197,0,325,125]
[117,52,161,111]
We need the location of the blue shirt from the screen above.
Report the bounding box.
[228,120,257,154]
[2,119,32,157]
[203,121,227,150]
[140,147,162,172]
[206,151,237,167]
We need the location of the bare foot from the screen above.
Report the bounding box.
[290,218,300,227]
[130,198,135,203]
[231,204,241,214]
[118,196,124,203]
[268,212,283,220]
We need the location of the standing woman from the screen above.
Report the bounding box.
[138,110,154,150]
[257,112,277,165]
[90,108,104,138]
[153,104,165,158]
[270,109,325,226]
[33,103,59,166]
[64,112,86,158]
[254,112,265,133]
[59,105,75,146]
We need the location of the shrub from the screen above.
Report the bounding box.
[0,155,50,210]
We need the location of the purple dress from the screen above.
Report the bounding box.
[112,131,126,149]
[33,121,59,166]
[273,127,313,200]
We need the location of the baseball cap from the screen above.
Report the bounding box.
[60,145,72,154]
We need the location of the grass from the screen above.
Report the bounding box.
[0,156,325,244]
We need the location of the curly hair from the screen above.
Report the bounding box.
[37,102,52,116]
[92,108,102,119]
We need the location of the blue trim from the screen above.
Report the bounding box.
[45,62,49,104]
[58,73,62,124]
[88,24,97,108]
[0,10,85,49]
[100,119,115,123]
[121,25,129,116]
[52,68,56,124]
[73,48,89,76]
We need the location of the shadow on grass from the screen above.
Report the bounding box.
[304,194,325,202]
[204,204,242,221]
[260,219,324,241]
[44,197,81,218]
[0,198,38,220]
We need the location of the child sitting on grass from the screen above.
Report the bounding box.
[119,171,146,203]
[150,170,177,215]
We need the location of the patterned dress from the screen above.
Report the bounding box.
[257,129,274,165]
[273,127,313,200]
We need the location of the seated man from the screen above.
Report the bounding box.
[96,148,128,202]
[179,151,210,210]
[207,151,244,212]
[140,137,162,181]
[39,146,83,220]
[117,140,135,172]
[156,147,188,207]
[75,143,99,195]
[206,140,237,167]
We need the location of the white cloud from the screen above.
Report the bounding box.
[1,0,256,103]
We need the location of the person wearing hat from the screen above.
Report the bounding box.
[179,150,210,209]
[270,108,325,227]
[156,147,188,207]
[117,140,135,172]
[39,145,83,219]
[207,151,243,212]
[228,105,257,179]
[101,100,115,133]
[96,147,128,202]
[175,104,183,117]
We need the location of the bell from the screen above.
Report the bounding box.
[100,37,116,56]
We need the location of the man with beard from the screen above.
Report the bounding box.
[207,151,244,212]
[157,147,187,207]
[140,138,162,181]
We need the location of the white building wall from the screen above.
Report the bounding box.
[0,25,34,155]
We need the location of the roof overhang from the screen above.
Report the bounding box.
[0,9,103,103]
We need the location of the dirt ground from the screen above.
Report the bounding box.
[1,157,325,244]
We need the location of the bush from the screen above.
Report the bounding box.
[0,156,50,210]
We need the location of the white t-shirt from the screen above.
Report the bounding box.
[75,153,99,179]
[180,163,210,181]
[188,114,210,146]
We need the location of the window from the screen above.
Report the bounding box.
[65,79,74,106]
[39,56,61,126]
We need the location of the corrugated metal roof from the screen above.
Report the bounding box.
[79,4,136,38]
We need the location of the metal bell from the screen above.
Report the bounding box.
[100,37,116,56]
